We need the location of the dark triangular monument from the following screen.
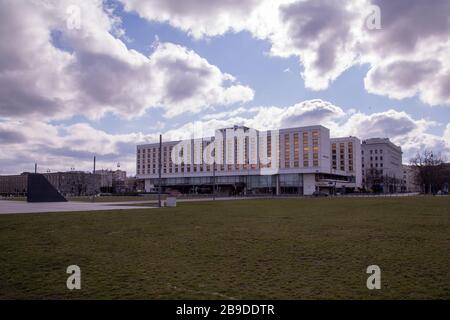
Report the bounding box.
[27,174,67,203]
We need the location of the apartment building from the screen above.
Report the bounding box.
[96,169,127,191]
[0,171,102,197]
[361,138,403,192]
[136,125,362,196]
[0,173,28,196]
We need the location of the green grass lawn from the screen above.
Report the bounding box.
[0,197,449,300]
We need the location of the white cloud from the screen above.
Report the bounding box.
[150,43,254,117]
[1,100,448,175]
[333,109,448,160]
[444,124,450,149]
[0,119,153,175]
[0,0,254,121]
[119,0,266,39]
[119,0,450,106]
[340,109,435,139]
[171,102,449,162]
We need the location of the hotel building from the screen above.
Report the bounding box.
[136,125,363,196]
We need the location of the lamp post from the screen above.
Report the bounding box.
[92,156,96,203]
[212,153,216,201]
[158,134,162,208]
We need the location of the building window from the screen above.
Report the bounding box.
[332,143,337,170]
[303,132,309,167]
[293,133,299,165]
[284,134,290,168]
[339,143,345,171]
[312,130,319,167]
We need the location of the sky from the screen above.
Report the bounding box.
[0,0,449,175]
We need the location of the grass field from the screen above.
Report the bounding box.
[0,197,449,300]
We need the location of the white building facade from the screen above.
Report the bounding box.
[136,125,363,196]
[361,138,403,192]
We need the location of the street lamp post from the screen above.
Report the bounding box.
[213,157,216,201]
[158,134,162,208]
[92,156,96,203]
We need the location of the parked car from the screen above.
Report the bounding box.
[312,191,329,197]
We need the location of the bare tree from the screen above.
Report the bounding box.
[410,151,446,194]
[364,168,384,193]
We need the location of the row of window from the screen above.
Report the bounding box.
[362,149,384,155]
[362,162,384,169]
[284,131,320,168]
[362,156,384,162]
[331,142,354,172]
[138,131,321,174]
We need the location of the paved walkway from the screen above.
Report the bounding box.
[0,201,154,215]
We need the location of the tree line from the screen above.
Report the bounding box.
[410,150,449,194]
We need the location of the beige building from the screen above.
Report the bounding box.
[137,125,363,195]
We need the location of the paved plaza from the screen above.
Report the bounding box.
[0,200,154,215]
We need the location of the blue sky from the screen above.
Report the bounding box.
[52,2,450,137]
[1,0,449,174]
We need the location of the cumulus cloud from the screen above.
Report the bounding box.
[149,43,253,117]
[0,119,154,175]
[119,0,450,106]
[444,124,450,149]
[0,128,26,145]
[269,0,368,90]
[280,99,345,127]
[331,109,448,160]
[119,0,264,38]
[170,102,449,161]
[271,0,450,105]
[1,99,448,175]
[362,0,450,106]
[341,109,434,139]
[0,0,253,121]
[2,1,449,175]
[199,99,346,131]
